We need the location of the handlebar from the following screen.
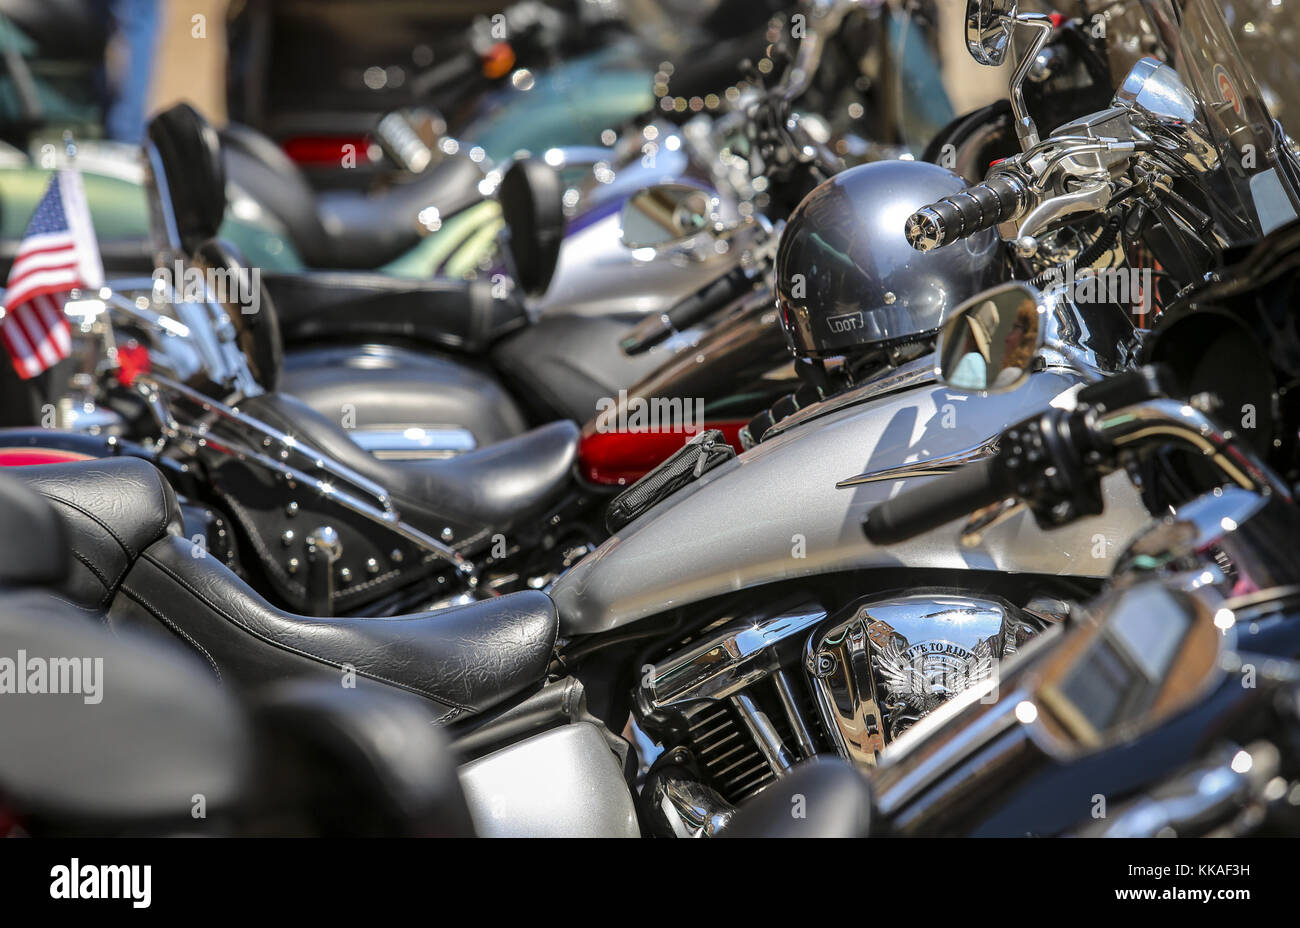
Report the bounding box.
[862,380,1293,544]
[904,173,1029,252]
[863,457,1009,545]
[620,266,754,355]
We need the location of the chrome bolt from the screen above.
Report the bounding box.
[441,527,454,541]
[285,501,299,517]
[366,558,380,575]
[281,529,295,547]
[306,526,342,562]
[339,567,352,583]
[390,548,404,564]
[287,557,300,575]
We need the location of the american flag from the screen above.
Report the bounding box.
[1,169,103,379]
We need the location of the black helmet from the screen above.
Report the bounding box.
[776,160,1004,358]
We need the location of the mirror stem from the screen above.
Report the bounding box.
[1008,13,1053,151]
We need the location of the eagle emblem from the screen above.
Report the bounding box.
[867,620,998,728]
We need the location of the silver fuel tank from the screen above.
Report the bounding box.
[552,365,1146,635]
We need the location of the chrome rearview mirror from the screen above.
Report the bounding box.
[935,282,1045,393]
[620,184,718,249]
[964,0,1051,151]
[965,0,1017,67]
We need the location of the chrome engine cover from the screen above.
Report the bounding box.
[805,594,1043,767]
[635,591,1046,832]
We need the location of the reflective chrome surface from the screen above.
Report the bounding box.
[1115,486,1300,595]
[648,774,735,838]
[805,594,1030,764]
[349,427,477,459]
[1075,741,1280,837]
[636,602,826,806]
[458,723,640,838]
[638,603,827,710]
[872,578,1232,834]
[964,0,1017,67]
[1114,57,1219,171]
[935,282,1045,393]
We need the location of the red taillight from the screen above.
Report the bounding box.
[578,421,747,486]
[281,135,376,166]
[0,448,93,466]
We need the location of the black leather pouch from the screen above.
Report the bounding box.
[605,429,735,534]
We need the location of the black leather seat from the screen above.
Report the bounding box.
[241,391,578,539]
[13,459,559,724]
[0,470,478,836]
[262,270,528,355]
[0,585,254,834]
[0,470,249,833]
[220,120,485,270]
[250,680,477,837]
[720,759,876,838]
[0,465,68,586]
[194,237,530,451]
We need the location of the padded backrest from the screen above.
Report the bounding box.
[499,158,565,297]
[219,123,332,265]
[143,102,228,257]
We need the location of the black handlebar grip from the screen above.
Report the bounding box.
[862,457,1009,545]
[621,266,752,355]
[904,173,1027,252]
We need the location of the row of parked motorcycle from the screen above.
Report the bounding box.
[3,0,1300,838]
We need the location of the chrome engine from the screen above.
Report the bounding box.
[635,592,1049,835]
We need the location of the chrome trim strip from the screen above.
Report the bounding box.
[135,374,477,582]
[835,434,1001,488]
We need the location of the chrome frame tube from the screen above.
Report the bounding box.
[134,373,479,583]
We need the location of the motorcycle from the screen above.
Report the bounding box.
[0,470,477,837]
[4,0,1292,839]
[726,0,1300,838]
[0,0,1237,620]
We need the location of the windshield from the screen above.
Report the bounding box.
[1105,0,1298,240]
